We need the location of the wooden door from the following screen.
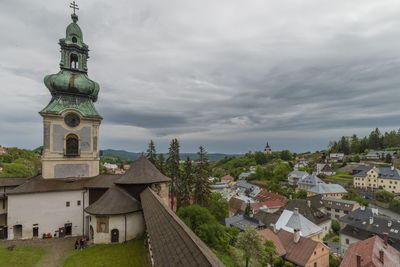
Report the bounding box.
[33,227,38,237]
[111,229,119,243]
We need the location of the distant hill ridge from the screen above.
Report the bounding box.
[101,149,241,162]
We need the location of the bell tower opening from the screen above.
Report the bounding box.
[65,134,79,156]
[70,53,78,69]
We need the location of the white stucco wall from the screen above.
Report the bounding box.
[7,190,85,239]
[318,219,332,237]
[90,212,145,244]
[340,232,360,256]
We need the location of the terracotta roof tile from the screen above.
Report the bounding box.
[259,228,286,256]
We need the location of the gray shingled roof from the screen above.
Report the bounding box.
[115,156,170,185]
[353,166,400,180]
[85,185,141,215]
[308,183,347,194]
[298,173,324,186]
[0,178,28,187]
[275,209,323,238]
[221,215,265,231]
[140,188,225,267]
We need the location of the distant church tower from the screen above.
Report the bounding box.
[264,142,272,155]
[40,8,101,179]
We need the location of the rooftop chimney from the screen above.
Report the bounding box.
[391,165,394,171]
[379,250,384,264]
[369,217,374,224]
[388,221,392,228]
[383,232,388,246]
[307,200,311,208]
[356,254,361,267]
[360,205,365,211]
[293,228,300,243]
[294,208,299,215]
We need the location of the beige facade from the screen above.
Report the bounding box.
[353,168,400,193]
[89,212,145,244]
[340,232,361,256]
[307,191,346,199]
[305,242,330,267]
[41,111,101,179]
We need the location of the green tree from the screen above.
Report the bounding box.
[273,161,291,180]
[178,157,194,207]
[167,138,180,210]
[146,140,157,165]
[385,153,393,163]
[207,193,229,221]
[254,151,267,165]
[273,256,284,267]
[1,163,28,177]
[329,254,341,267]
[156,154,166,174]
[280,150,292,161]
[295,189,307,199]
[255,165,265,180]
[264,240,278,265]
[244,201,252,216]
[284,262,294,267]
[0,154,13,163]
[193,146,211,206]
[236,227,266,267]
[353,154,360,162]
[331,221,340,234]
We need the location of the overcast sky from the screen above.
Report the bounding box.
[1,0,400,154]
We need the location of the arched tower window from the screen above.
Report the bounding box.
[70,53,78,69]
[66,134,79,156]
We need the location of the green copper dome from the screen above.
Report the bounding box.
[41,12,101,118]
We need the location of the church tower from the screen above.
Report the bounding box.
[40,6,101,179]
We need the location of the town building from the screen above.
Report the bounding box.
[264,142,272,155]
[329,153,345,162]
[353,166,400,193]
[339,207,400,254]
[340,234,400,267]
[0,146,7,155]
[275,208,324,241]
[321,197,359,220]
[221,214,265,231]
[221,174,234,183]
[365,151,397,160]
[316,163,336,176]
[288,170,309,185]
[297,173,324,191]
[259,228,330,267]
[306,183,347,198]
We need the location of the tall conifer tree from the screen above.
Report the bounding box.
[146,140,157,165]
[177,157,194,208]
[194,145,211,206]
[167,138,180,210]
[157,153,166,174]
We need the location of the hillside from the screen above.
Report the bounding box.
[100,149,241,162]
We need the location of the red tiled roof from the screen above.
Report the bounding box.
[340,235,400,267]
[221,175,234,181]
[255,190,287,203]
[259,228,286,256]
[258,200,285,209]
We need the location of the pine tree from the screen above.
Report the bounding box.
[177,157,194,208]
[146,140,157,165]
[167,138,180,210]
[193,146,211,206]
[157,154,166,174]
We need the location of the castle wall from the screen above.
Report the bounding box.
[7,190,85,239]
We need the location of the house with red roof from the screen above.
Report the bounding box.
[221,175,234,183]
[340,234,400,267]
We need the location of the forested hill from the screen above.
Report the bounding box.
[100,149,241,162]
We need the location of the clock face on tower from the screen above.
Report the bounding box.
[64,113,80,128]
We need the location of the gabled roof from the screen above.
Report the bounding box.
[308,183,347,194]
[140,188,225,267]
[0,178,28,187]
[259,228,286,257]
[288,170,309,178]
[275,209,323,238]
[322,197,358,212]
[84,174,121,188]
[340,235,400,267]
[253,210,280,227]
[221,175,234,181]
[298,173,324,186]
[84,185,141,215]
[115,156,170,185]
[221,214,265,231]
[283,199,330,225]
[339,207,378,224]
[276,229,324,267]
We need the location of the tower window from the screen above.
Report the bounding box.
[72,37,77,43]
[70,53,78,69]
[66,134,79,156]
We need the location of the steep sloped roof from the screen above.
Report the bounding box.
[140,188,225,267]
[0,178,28,187]
[308,183,347,194]
[284,199,330,225]
[84,174,121,188]
[298,173,324,186]
[340,235,400,267]
[115,156,170,185]
[259,228,286,257]
[275,209,323,238]
[85,185,141,215]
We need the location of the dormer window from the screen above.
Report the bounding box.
[70,53,78,69]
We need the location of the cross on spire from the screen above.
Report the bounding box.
[69,1,79,15]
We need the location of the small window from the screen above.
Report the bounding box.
[72,37,77,43]
[66,201,70,207]
[77,200,81,206]
[314,251,316,255]
[346,238,349,244]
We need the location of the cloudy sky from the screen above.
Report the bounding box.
[1,0,400,154]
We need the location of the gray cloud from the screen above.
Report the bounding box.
[1,0,400,153]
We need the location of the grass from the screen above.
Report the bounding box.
[326,171,353,182]
[0,246,46,267]
[63,238,150,267]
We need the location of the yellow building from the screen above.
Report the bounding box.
[353,166,400,194]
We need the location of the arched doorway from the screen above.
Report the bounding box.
[13,225,22,239]
[111,229,119,243]
[70,53,78,69]
[65,134,79,156]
